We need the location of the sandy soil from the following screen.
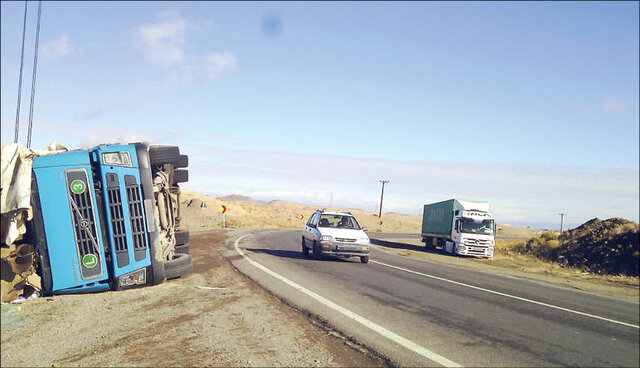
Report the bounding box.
[1,230,385,367]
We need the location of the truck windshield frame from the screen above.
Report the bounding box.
[460,218,494,235]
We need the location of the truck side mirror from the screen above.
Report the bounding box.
[455,220,459,231]
[362,227,368,232]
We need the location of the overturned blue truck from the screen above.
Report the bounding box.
[27,143,191,295]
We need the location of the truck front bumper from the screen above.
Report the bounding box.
[456,245,494,258]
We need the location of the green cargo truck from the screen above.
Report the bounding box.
[421,199,496,257]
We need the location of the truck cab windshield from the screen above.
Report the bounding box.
[460,218,494,235]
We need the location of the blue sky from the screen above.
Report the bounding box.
[1,1,638,227]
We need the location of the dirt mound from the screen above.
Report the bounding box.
[515,218,639,276]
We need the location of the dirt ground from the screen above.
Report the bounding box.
[1,230,385,367]
[371,237,639,303]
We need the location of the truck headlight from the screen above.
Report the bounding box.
[359,238,370,244]
[102,151,133,167]
[118,268,146,288]
[321,235,334,242]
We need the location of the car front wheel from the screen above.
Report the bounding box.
[360,256,369,264]
[302,238,310,258]
[312,241,321,260]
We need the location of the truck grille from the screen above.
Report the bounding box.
[462,238,491,247]
[125,175,147,261]
[66,169,102,279]
[106,173,129,268]
[336,238,356,243]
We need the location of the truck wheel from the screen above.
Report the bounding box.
[165,253,193,279]
[174,169,189,183]
[176,154,189,168]
[360,256,369,264]
[149,146,180,165]
[175,230,189,245]
[302,238,310,258]
[175,244,190,255]
[312,241,321,260]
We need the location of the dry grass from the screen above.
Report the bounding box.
[179,190,421,233]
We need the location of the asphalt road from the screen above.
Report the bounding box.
[228,230,639,367]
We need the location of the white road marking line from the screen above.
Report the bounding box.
[234,234,462,368]
[371,260,639,329]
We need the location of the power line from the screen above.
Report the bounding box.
[26,0,43,149]
[14,0,29,144]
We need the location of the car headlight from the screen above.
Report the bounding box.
[321,235,334,242]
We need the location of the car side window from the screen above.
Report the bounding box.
[308,213,319,227]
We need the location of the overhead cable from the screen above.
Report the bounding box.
[14,0,28,144]
[26,0,42,149]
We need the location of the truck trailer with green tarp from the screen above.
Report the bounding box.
[421,199,496,257]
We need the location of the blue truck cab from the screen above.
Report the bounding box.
[29,143,190,295]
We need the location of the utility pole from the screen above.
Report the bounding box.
[559,213,566,233]
[378,180,389,220]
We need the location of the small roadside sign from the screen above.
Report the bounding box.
[221,205,228,214]
[299,214,304,221]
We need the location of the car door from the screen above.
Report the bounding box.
[304,213,319,242]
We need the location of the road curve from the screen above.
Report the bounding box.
[227,229,639,367]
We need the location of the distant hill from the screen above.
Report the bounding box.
[219,194,264,204]
[179,190,541,237]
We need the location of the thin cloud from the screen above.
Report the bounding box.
[41,36,71,59]
[602,98,630,114]
[134,10,186,68]
[204,52,238,80]
[182,145,640,224]
[133,10,237,81]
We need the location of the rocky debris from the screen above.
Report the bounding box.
[515,218,639,276]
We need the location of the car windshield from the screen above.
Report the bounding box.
[460,218,494,235]
[318,214,361,230]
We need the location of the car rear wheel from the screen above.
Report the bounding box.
[360,256,369,264]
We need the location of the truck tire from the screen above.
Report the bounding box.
[176,154,189,168]
[174,169,189,183]
[149,146,180,165]
[302,238,310,258]
[175,244,190,255]
[165,253,193,279]
[360,256,369,264]
[175,230,189,245]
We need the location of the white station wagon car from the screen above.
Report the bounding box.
[301,210,370,263]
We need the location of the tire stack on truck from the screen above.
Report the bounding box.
[0,142,192,301]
